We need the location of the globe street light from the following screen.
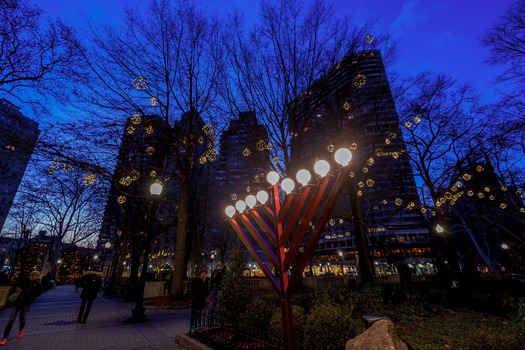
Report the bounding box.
[125,181,163,324]
[101,241,112,274]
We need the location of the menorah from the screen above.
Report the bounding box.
[225,148,353,350]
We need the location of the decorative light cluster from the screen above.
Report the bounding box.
[132,76,147,90]
[256,140,266,151]
[225,148,352,217]
[131,114,142,125]
[83,173,96,186]
[352,74,366,87]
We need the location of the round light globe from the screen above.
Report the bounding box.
[296,169,311,186]
[225,205,236,218]
[256,191,269,204]
[150,181,163,196]
[435,224,444,233]
[335,148,352,166]
[235,200,247,213]
[267,171,280,185]
[281,178,295,194]
[314,160,330,177]
[245,195,257,208]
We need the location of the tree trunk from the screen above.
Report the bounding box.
[347,181,374,285]
[171,178,190,297]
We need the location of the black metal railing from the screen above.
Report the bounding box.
[189,309,281,350]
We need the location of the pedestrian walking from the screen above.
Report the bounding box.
[74,274,82,292]
[163,273,172,294]
[190,268,209,328]
[77,270,103,324]
[0,270,42,346]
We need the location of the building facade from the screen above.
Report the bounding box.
[0,99,40,233]
[289,51,432,276]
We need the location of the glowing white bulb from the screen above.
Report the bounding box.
[267,171,280,185]
[435,224,444,233]
[314,160,330,177]
[335,148,352,166]
[296,169,311,186]
[235,200,247,212]
[256,191,269,204]
[245,195,257,208]
[225,206,236,218]
[150,181,163,195]
[281,178,295,194]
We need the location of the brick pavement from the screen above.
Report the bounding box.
[0,284,190,350]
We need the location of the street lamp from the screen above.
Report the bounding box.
[92,254,99,270]
[225,148,352,350]
[338,251,344,275]
[125,181,163,324]
[101,241,112,273]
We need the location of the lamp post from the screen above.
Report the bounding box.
[338,251,344,275]
[92,254,99,270]
[125,181,163,324]
[101,241,112,273]
[225,148,352,350]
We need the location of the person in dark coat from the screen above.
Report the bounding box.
[77,270,103,324]
[210,262,226,308]
[190,268,209,327]
[1,270,42,346]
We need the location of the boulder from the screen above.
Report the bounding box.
[345,319,408,350]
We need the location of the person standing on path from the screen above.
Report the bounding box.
[0,270,42,346]
[210,262,226,308]
[190,268,209,328]
[77,270,103,324]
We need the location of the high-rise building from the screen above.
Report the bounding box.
[214,111,271,209]
[290,51,432,276]
[0,99,40,233]
[208,111,271,262]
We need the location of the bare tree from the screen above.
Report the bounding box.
[14,163,105,278]
[51,0,228,297]
[221,0,390,174]
[0,0,82,114]
[394,72,500,276]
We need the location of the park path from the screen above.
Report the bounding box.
[0,284,190,349]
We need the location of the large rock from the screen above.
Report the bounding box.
[346,319,409,350]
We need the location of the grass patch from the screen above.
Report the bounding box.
[394,308,517,350]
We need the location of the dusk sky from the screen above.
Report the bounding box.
[40,0,512,103]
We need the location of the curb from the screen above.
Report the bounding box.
[176,334,214,350]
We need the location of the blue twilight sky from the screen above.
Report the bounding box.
[38,0,512,103]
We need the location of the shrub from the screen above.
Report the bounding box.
[303,303,361,350]
[239,298,279,336]
[503,297,525,331]
[268,305,306,348]
[216,246,251,323]
[350,284,384,315]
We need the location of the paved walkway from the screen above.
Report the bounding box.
[0,284,190,349]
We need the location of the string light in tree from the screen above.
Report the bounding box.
[132,76,147,90]
[83,173,96,186]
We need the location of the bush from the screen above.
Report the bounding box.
[350,284,384,315]
[239,298,279,336]
[503,297,525,331]
[268,305,306,348]
[303,303,361,350]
